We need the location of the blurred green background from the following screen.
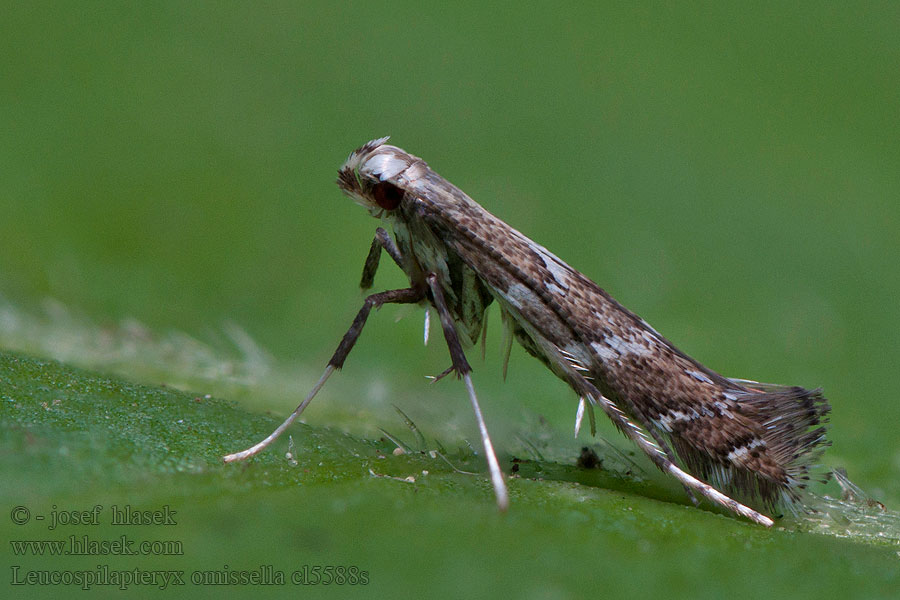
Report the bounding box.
[2,2,899,598]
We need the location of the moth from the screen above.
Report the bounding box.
[225,137,830,526]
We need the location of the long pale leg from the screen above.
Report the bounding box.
[574,393,697,505]
[569,373,773,526]
[425,274,509,511]
[644,424,700,506]
[223,286,425,463]
[223,366,335,462]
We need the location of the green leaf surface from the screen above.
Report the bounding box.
[2,351,898,599]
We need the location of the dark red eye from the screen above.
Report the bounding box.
[372,181,404,210]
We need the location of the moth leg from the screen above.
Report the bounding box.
[572,373,699,505]
[575,396,692,501]
[592,393,701,506]
[480,308,488,360]
[499,308,514,381]
[427,365,456,383]
[425,273,510,512]
[360,227,404,290]
[568,374,773,526]
[643,427,700,506]
[223,285,425,463]
[329,286,424,369]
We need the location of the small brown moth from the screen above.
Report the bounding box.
[225,137,830,526]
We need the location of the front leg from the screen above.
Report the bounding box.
[330,286,425,369]
[223,284,425,463]
[360,227,404,290]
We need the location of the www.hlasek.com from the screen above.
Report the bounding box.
[10,565,370,590]
[11,534,183,557]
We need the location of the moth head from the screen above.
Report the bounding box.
[337,136,419,217]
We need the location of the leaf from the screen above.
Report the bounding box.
[2,351,898,599]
